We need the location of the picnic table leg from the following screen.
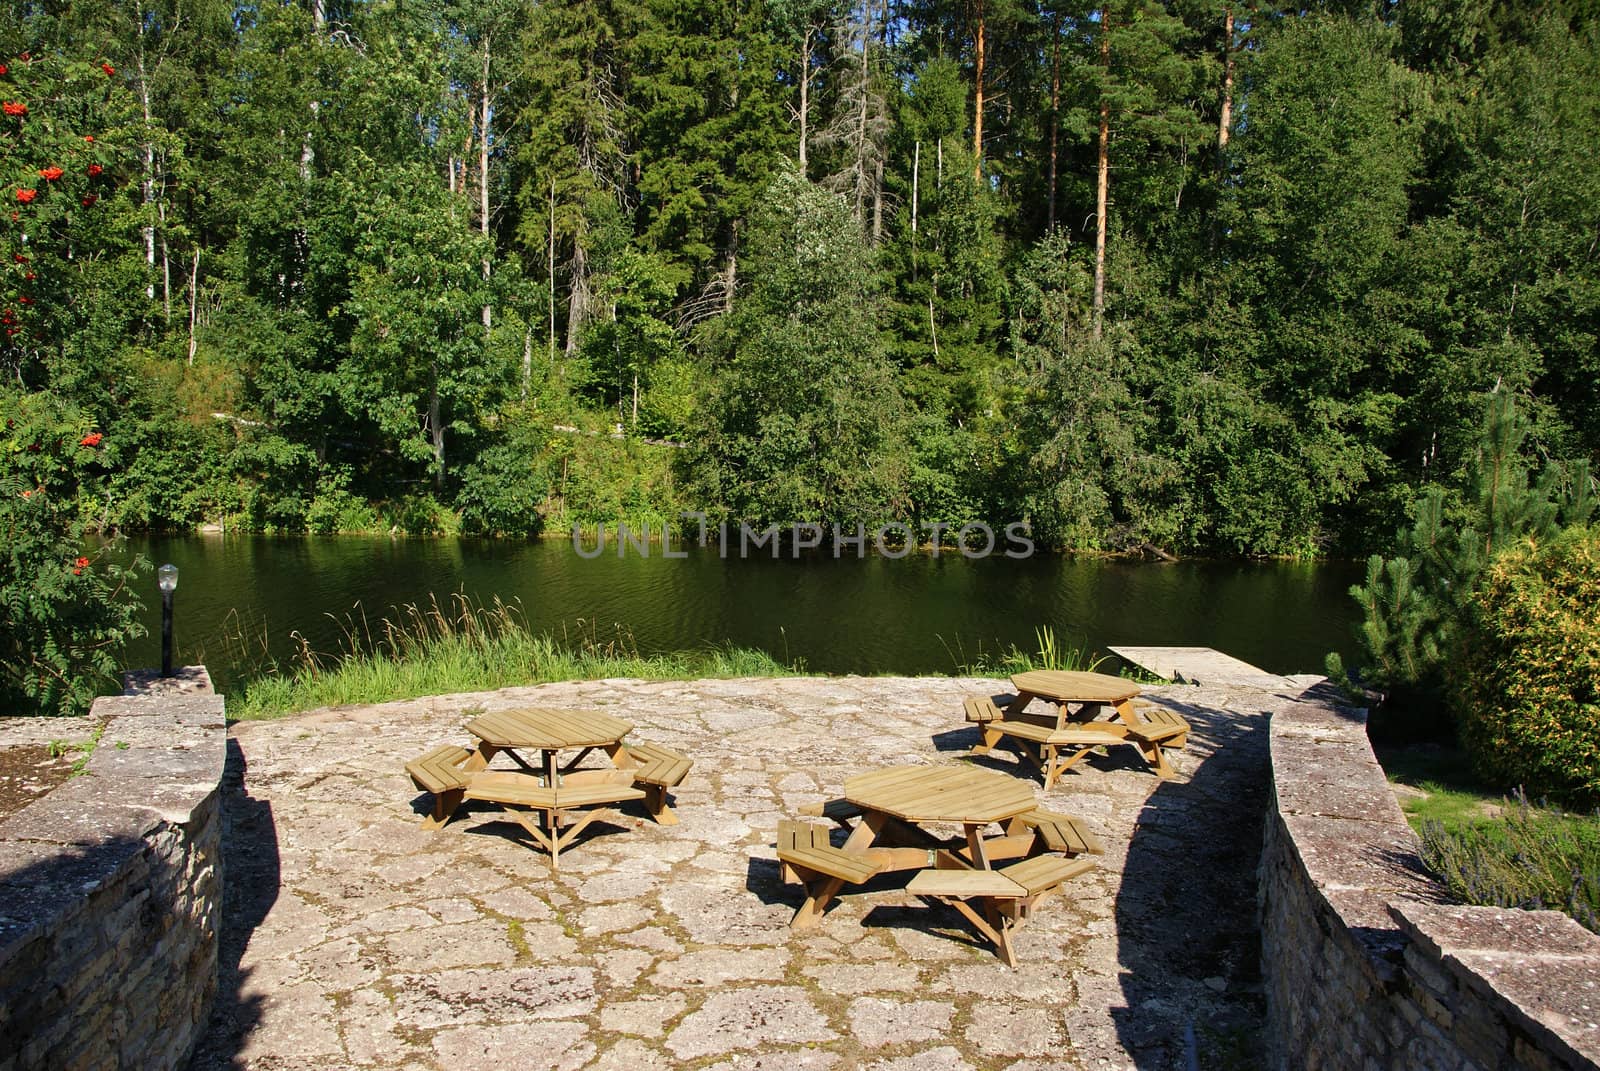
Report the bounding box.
[788,810,888,929]
[642,784,679,826]
[422,744,494,829]
[506,808,558,860]
[791,874,847,930]
[842,809,889,852]
[943,896,1018,967]
[1003,690,1037,719]
[421,788,465,831]
[1137,739,1178,779]
[963,824,992,870]
[972,722,1006,756]
[1040,744,1065,791]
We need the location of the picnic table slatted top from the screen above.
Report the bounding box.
[466,707,633,749]
[843,766,1036,824]
[1010,670,1141,704]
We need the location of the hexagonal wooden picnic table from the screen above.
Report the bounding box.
[975,670,1188,783]
[465,706,635,787]
[1006,670,1142,726]
[783,765,1094,964]
[840,765,1039,871]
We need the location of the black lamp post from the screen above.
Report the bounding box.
[158,563,178,677]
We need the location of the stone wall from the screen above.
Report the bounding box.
[1260,693,1600,1070]
[0,677,224,1070]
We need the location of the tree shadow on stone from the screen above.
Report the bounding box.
[0,834,156,1065]
[187,738,280,1070]
[1111,699,1273,1071]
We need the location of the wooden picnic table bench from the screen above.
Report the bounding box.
[465,770,645,869]
[775,765,1098,963]
[907,853,1096,966]
[406,707,693,866]
[970,670,1191,783]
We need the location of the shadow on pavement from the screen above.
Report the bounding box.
[187,738,280,1071]
[1112,696,1273,1070]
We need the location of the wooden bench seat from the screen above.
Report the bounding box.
[964,695,1004,723]
[463,770,645,869]
[626,741,693,786]
[1010,809,1105,856]
[1128,705,1190,745]
[465,771,645,810]
[908,855,1097,965]
[777,818,830,851]
[776,843,884,886]
[906,868,1026,899]
[406,744,477,829]
[906,865,1027,965]
[777,818,831,882]
[1000,854,1096,896]
[987,719,1127,747]
[776,819,886,930]
[622,741,693,825]
[797,797,866,827]
[406,744,473,794]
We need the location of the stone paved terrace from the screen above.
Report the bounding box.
[190,673,1327,1070]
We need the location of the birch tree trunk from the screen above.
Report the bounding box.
[137,1,157,303]
[428,377,445,488]
[302,0,324,181]
[1219,5,1235,168]
[187,249,200,365]
[1093,6,1111,340]
[971,0,985,180]
[799,25,812,169]
[480,36,492,340]
[1048,10,1062,231]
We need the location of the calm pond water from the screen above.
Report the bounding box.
[113,534,1364,694]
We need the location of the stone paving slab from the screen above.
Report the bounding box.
[191,675,1316,1070]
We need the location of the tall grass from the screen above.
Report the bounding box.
[943,625,1108,676]
[230,593,799,720]
[1418,791,1600,935]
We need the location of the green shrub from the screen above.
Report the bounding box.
[306,467,381,534]
[1453,526,1600,806]
[455,444,547,537]
[379,492,459,536]
[1,390,147,715]
[1334,393,1593,741]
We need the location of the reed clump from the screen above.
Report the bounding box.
[230,593,797,719]
[944,626,1108,677]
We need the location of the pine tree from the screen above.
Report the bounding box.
[1335,391,1595,711]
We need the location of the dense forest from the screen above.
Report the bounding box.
[2,0,1597,555]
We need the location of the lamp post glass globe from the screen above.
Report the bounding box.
[158,564,178,676]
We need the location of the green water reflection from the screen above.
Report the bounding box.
[113,534,1362,694]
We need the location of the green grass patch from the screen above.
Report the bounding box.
[227,601,1133,720]
[1380,743,1600,934]
[1377,743,1499,828]
[229,594,800,720]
